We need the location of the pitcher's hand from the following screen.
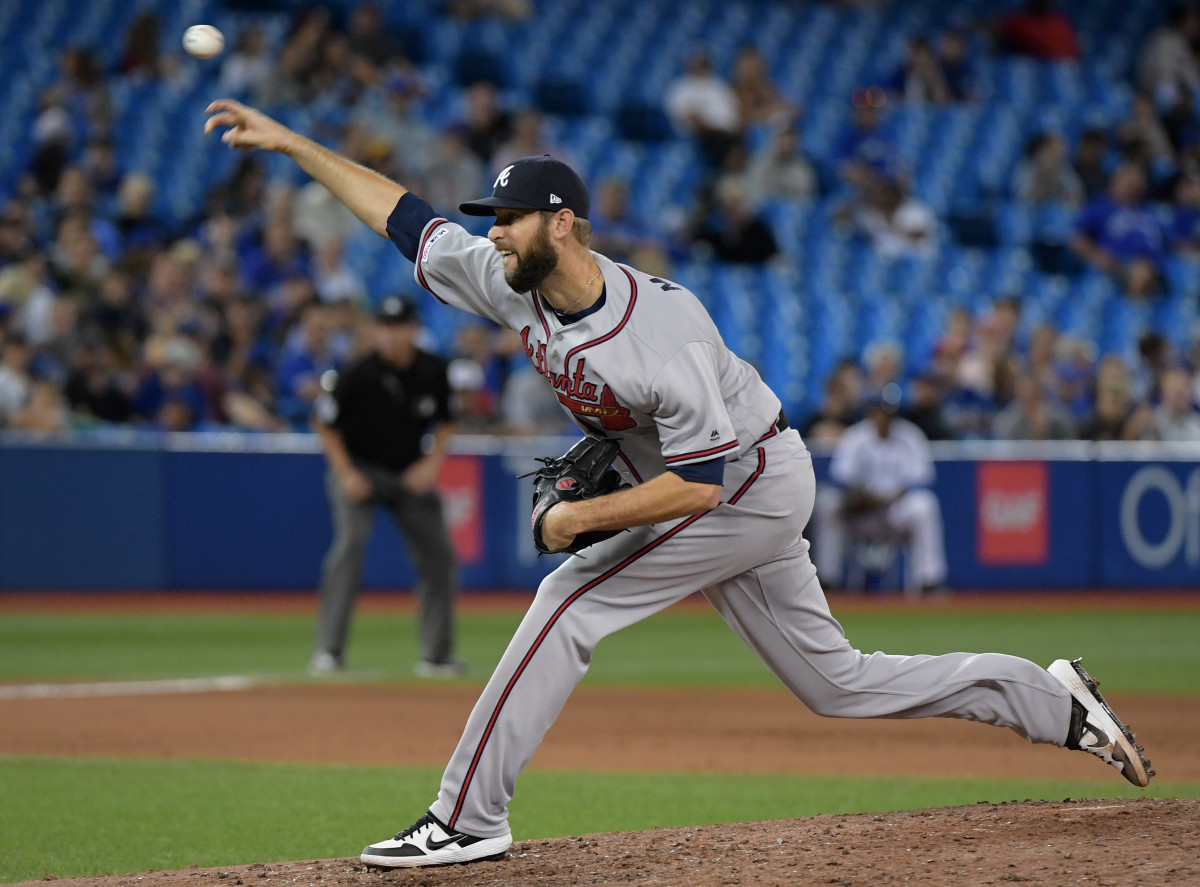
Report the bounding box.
[204,99,296,154]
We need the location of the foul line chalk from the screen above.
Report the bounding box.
[0,676,259,700]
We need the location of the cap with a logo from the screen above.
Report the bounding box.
[460,154,590,219]
[375,296,420,325]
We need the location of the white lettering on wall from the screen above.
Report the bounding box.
[1119,466,1200,569]
[981,490,1042,531]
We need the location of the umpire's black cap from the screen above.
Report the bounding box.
[460,154,590,219]
[375,296,420,325]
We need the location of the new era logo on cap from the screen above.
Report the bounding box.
[460,155,590,219]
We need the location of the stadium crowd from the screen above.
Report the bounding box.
[0,0,1199,442]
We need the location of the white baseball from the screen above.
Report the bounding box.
[183,24,225,60]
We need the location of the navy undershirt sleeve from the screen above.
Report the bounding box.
[386,193,440,262]
[668,456,725,486]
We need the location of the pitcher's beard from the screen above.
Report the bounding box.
[505,222,558,293]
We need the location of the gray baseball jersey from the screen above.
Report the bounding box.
[397,210,1073,839]
[414,220,781,483]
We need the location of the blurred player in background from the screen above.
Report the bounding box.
[812,384,948,596]
[310,296,462,677]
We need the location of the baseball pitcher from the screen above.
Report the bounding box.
[205,99,1152,870]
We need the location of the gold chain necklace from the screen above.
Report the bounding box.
[556,267,602,315]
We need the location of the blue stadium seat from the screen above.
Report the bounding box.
[534,76,590,117]
[7,0,1188,435]
[996,202,1033,246]
[1100,298,1153,357]
[1155,294,1200,350]
[1162,255,1200,299]
[614,102,674,143]
[454,46,506,88]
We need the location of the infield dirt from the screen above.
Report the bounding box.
[5,592,1199,885]
[9,798,1198,886]
[3,683,1199,886]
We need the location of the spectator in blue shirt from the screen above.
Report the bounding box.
[132,336,208,430]
[834,102,900,190]
[275,299,340,428]
[242,219,313,306]
[1069,163,1166,298]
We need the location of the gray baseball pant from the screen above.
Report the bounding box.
[429,431,1072,838]
[315,462,458,664]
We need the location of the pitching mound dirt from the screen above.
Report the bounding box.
[17,798,1197,887]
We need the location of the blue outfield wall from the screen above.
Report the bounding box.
[0,435,1197,591]
[934,458,1097,590]
[0,445,168,588]
[1095,450,1200,587]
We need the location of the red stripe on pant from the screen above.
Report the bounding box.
[728,448,766,505]
[448,447,769,828]
[448,509,707,828]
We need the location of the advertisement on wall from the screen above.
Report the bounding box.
[937,454,1093,589]
[3,439,1197,590]
[976,461,1049,566]
[437,455,484,564]
[1099,459,1200,587]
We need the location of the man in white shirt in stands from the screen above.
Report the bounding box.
[1150,367,1200,441]
[812,383,948,596]
[664,50,742,167]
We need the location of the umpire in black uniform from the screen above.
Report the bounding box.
[310,296,461,677]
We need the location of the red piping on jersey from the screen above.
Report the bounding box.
[617,452,643,484]
[728,447,766,504]
[561,266,638,369]
[414,219,452,304]
[663,439,739,464]
[529,267,637,436]
[530,290,551,340]
[448,504,709,829]
[755,423,779,445]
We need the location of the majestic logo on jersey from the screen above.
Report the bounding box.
[520,326,637,431]
[495,165,514,188]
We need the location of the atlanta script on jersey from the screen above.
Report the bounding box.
[411,217,782,487]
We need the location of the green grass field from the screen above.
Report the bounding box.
[3,602,1197,692]
[2,598,1199,883]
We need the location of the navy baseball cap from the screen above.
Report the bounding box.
[460,154,590,219]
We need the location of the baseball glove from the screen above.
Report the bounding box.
[524,436,628,555]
